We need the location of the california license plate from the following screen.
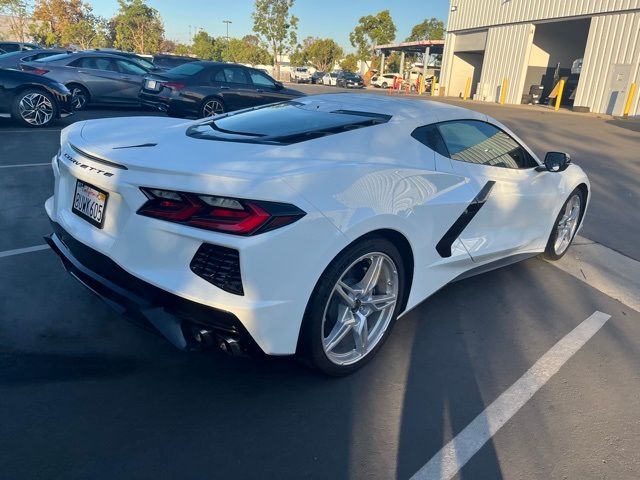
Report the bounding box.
[72,180,108,228]
[146,80,157,89]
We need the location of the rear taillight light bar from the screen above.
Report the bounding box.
[137,187,305,236]
[163,82,185,91]
[21,65,49,75]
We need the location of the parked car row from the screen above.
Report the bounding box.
[320,71,364,88]
[1,49,303,127]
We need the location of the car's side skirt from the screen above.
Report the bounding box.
[451,252,539,283]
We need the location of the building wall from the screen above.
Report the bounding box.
[574,10,640,115]
[448,0,640,32]
[474,23,534,103]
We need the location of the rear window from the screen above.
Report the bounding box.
[167,62,205,75]
[35,53,72,62]
[187,101,391,145]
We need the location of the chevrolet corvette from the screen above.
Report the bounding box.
[45,94,589,375]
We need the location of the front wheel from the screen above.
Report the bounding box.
[299,237,405,376]
[543,188,585,260]
[68,85,89,110]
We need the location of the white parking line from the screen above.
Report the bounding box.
[0,244,50,258]
[0,162,51,169]
[410,310,611,480]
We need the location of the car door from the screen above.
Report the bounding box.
[68,56,125,103]
[431,119,563,263]
[113,59,148,102]
[247,69,291,105]
[209,66,255,111]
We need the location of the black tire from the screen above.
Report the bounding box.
[382,82,388,89]
[67,84,90,110]
[11,88,58,128]
[298,236,406,376]
[199,97,226,118]
[543,187,585,261]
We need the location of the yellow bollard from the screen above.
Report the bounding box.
[500,78,508,104]
[431,79,435,96]
[554,79,566,111]
[419,77,425,95]
[463,77,471,100]
[623,83,637,117]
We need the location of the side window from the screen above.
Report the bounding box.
[249,71,276,88]
[212,68,249,84]
[212,68,226,82]
[437,120,536,169]
[411,125,449,157]
[115,59,147,75]
[93,57,117,71]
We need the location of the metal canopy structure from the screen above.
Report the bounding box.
[374,40,445,55]
[373,40,445,79]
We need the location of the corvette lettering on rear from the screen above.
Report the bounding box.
[63,153,114,177]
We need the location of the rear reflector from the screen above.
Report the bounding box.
[137,188,305,236]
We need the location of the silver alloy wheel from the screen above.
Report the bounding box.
[554,194,581,255]
[71,88,87,110]
[18,92,54,126]
[202,99,224,117]
[322,252,399,366]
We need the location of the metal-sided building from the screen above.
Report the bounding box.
[440,0,640,116]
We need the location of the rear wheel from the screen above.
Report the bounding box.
[299,237,405,376]
[11,89,57,127]
[199,97,225,118]
[543,188,584,260]
[68,84,89,110]
[382,82,388,89]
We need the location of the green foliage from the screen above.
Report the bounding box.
[406,17,444,41]
[252,0,298,77]
[0,0,31,42]
[30,0,97,47]
[112,0,164,54]
[174,43,191,56]
[191,30,222,60]
[223,37,271,65]
[349,10,396,63]
[340,54,358,73]
[306,38,343,72]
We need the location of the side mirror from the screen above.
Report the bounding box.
[540,152,571,172]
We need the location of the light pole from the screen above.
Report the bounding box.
[223,20,232,60]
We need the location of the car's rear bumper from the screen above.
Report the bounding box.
[45,221,260,355]
[138,95,170,112]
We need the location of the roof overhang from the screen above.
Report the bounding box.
[374,40,445,54]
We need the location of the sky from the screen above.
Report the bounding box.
[89,0,450,50]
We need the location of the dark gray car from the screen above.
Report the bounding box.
[21,51,150,109]
[0,49,67,69]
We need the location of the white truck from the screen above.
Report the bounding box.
[291,67,312,83]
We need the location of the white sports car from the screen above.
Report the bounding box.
[45,94,589,375]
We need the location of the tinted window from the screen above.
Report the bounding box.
[0,43,19,52]
[187,101,390,145]
[411,125,449,157]
[116,59,147,75]
[36,52,72,62]
[167,62,205,75]
[249,71,276,88]
[214,67,249,84]
[437,120,536,169]
[70,57,117,71]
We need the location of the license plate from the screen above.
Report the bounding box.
[146,80,157,89]
[72,180,108,228]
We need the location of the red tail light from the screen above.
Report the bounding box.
[164,82,185,91]
[137,188,305,235]
[21,65,49,75]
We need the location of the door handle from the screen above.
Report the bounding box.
[256,89,264,92]
[77,70,87,73]
[219,86,230,90]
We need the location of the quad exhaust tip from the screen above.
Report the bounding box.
[193,328,244,357]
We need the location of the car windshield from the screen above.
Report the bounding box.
[132,56,155,69]
[187,101,391,145]
[167,62,205,75]
[35,52,72,62]
[345,73,361,80]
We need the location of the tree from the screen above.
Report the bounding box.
[252,0,298,79]
[191,30,221,60]
[0,0,31,42]
[174,43,191,56]
[349,10,396,68]
[340,54,358,73]
[406,18,444,41]
[306,38,342,72]
[30,0,94,46]
[112,0,164,54]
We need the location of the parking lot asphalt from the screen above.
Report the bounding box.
[1,103,640,479]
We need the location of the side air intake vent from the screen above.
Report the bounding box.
[190,244,243,295]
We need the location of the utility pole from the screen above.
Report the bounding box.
[223,20,232,61]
